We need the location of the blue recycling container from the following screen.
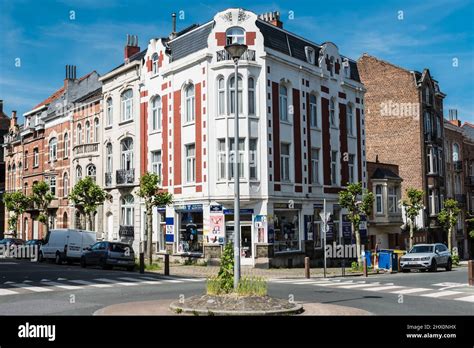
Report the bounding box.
[378,251,392,270]
[365,250,372,267]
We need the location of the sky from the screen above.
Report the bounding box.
[0,0,473,123]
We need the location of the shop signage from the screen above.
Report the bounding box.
[313,203,324,209]
[274,203,302,209]
[210,204,223,212]
[342,215,352,239]
[165,217,174,242]
[207,205,225,244]
[223,209,254,215]
[254,215,267,243]
[175,204,203,212]
[326,221,335,241]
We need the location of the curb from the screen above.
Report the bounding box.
[169,301,303,316]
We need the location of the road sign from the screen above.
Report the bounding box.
[320,212,331,224]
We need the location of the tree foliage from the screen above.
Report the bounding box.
[217,242,234,293]
[401,188,424,250]
[3,191,30,236]
[438,198,460,252]
[30,181,54,236]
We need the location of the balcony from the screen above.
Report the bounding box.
[105,172,112,187]
[116,169,135,185]
[119,225,134,237]
[453,161,462,172]
[455,194,466,206]
[74,143,99,156]
[216,49,256,62]
[467,176,474,186]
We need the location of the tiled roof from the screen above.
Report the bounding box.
[169,21,214,62]
[105,49,147,75]
[73,87,102,103]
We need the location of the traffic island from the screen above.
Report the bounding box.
[169,294,303,316]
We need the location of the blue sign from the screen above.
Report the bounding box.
[342,215,352,239]
[210,205,223,212]
[313,203,324,209]
[176,204,203,212]
[223,209,254,215]
[326,221,335,241]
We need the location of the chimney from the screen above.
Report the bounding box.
[124,34,140,61]
[9,111,17,130]
[0,100,3,115]
[64,65,77,89]
[258,11,283,29]
[448,109,461,127]
[169,13,177,40]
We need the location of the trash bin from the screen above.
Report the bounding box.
[391,252,398,272]
[365,250,372,268]
[378,250,392,270]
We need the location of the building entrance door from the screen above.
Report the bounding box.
[240,225,253,266]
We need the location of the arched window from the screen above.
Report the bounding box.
[24,182,28,195]
[121,194,134,226]
[453,143,460,162]
[121,89,133,122]
[49,137,57,161]
[152,53,159,74]
[85,121,91,143]
[64,133,69,158]
[375,185,383,213]
[329,56,335,76]
[309,94,318,128]
[425,86,431,104]
[184,84,195,123]
[347,104,354,135]
[62,212,68,228]
[76,123,82,145]
[106,143,113,173]
[279,85,288,121]
[23,217,28,239]
[217,77,225,116]
[106,97,113,126]
[76,165,82,181]
[329,98,336,126]
[151,96,162,131]
[11,164,16,190]
[63,172,69,197]
[226,27,245,45]
[121,138,134,170]
[248,77,255,115]
[94,118,99,142]
[86,164,96,182]
[229,76,243,115]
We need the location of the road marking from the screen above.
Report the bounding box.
[41,281,83,290]
[93,278,138,286]
[161,279,183,283]
[391,288,432,295]
[118,277,143,282]
[337,283,381,289]
[421,290,464,298]
[454,295,474,303]
[174,278,205,282]
[0,288,18,296]
[293,280,334,285]
[313,281,355,287]
[364,285,404,292]
[9,283,52,292]
[68,280,112,288]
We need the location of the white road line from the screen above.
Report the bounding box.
[138,277,162,281]
[391,288,432,295]
[364,285,405,292]
[41,281,83,290]
[9,283,52,293]
[313,281,355,287]
[293,280,334,285]
[421,290,464,298]
[270,279,305,283]
[454,295,474,303]
[118,277,143,282]
[161,279,183,283]
[68,280,112,288]
[337,283,381,289]
[0,288,18,296]
[93,278,138,286]
[175,278,205,282]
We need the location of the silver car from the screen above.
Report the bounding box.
[400,243,452,272]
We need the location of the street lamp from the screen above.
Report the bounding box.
[224,43,248,289]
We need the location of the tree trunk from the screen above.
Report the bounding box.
[88,212,94,231]
[354,223,362,266]
[146,204,153,266]
[409,220,414,250]
[448,224,453,252]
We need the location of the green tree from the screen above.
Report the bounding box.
[217,242,234,293]
[338,182,374,266]
[30,181,54,240]
[68,176,108,231]
[438,198,461,252]
[137,172,173,265]
[3,191,30,237]
[401,188,424,250]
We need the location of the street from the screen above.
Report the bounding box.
[0,258,473,315]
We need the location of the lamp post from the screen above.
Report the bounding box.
[224,43,248,289]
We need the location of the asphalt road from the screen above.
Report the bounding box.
[0,258,473,315]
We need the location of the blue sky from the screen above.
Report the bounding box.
[1,0,473,123]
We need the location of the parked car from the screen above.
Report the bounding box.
[0,238,25,246]
[39,229,96,264]
[400,243,452,272]
[25,239,43,247]
[80,241,135,271]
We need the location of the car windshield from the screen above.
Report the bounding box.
[110,244,132,253]
[409,245,433,253]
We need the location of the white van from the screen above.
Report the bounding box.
[39,229,97,264]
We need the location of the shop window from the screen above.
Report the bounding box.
[273,210,300,252]
[313,206,322,248]
[178,212,203,253]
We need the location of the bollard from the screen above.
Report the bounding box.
[363,257,368,277]
[304,257,310,279]
[469,260,474,286]
[139,252,145,274]
[164,253,170,276]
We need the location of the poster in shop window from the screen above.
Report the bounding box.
[253,215,267,243]
[208,205,225,244]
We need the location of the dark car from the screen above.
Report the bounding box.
[0,238,25,246]
[80,241,135,271]
[25,239,43,247]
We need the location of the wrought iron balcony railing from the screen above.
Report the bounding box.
[74,143,99,156]
[116,169,134,185]
[119,225,134,237]
[453,161,463,172]
[216,49,256,62]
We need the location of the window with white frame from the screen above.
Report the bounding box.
[85,121,91,143]
[248,77,256,115]
[121,138,134,170]
[24,151,28,169]
[453,143,460,162]
[94,118,99,142]
[375,185,383,213]
[49,137,57,161]
[121,194,134,226]
[249,138,257,179]
[309,94,318,128]
[280,143,291,182]
[121,89,133,122]
[425,86,431,104]
[106,97,113,126]
[427,147,438,174]
[33,148,39,167]
[229,138,245,179]
[64,133,69,158]
[76,123,82,145]
[184,84,195,123]
[279,85,288,122]
[63,172,69,197]
[229,76,243,115]
[348,154,355,183]
[49,176,56,196]
[185,144,196,183]
[152,53,159,74]
[428,189,435,215]
[388,186,398,213]
[331,151,338,185]
[151,150,162,177]
[347,104,354,135]
[106,143,113,173]
[217,139,226,180]
[330,99,336,126]
[311,148,320,184]
[226,27,245,45]
[151,96,162,131]
[217,77,225,116]
[86,164,96,182]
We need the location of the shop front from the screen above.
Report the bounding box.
[175,204,204,255]
[224,208,254,266]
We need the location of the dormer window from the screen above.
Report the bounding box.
[342,59,350,78]
[305,46,315,64]
[425,86,431,105]
[226,27,245,45]
[152,53,159,75]
[328,56,335,77]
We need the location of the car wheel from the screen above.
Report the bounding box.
[429,259,437,272]
[127,265,135,272]
[38,251,43,263]
[445,258,452,271]
[55,253,63,265]
[80,257,87,268]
